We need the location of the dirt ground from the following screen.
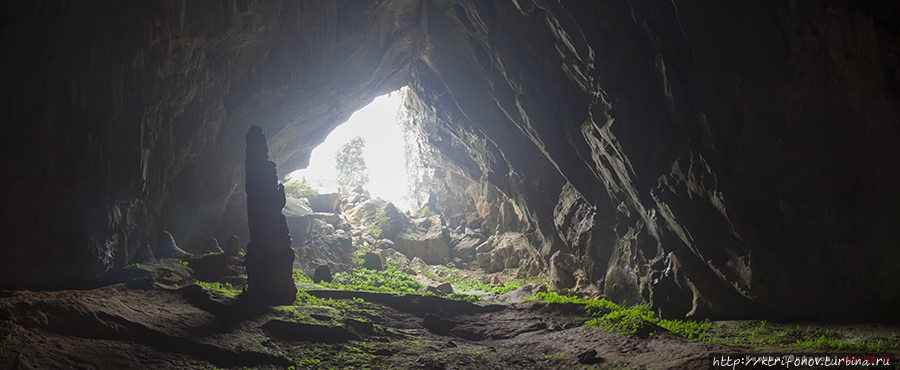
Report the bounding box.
[1,260,897,370]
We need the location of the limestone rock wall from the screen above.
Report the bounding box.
[0,0,418,289]
[407,0,900,321]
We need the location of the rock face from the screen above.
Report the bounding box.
[294,234,355,275]
[243,126,296,305]
[393,216,450,265]
[475,233,535,274]
[345,199,407,240]
[1,0,899,322]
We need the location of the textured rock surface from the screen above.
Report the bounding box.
[293,234,355,275]
[243,125,296,304]
[394,216,450,265]
[1,0,898,321]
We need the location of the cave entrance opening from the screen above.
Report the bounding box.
[285,87,414,212]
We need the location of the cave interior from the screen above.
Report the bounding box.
[1,0,900,368]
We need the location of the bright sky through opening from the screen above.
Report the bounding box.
[288,90,409,210]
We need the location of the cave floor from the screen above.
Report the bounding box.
[1,261,898,369]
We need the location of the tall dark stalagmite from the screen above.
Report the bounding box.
[244,125,296,305]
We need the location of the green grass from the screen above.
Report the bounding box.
[417,206,437,217]
[195,281,241,298]
[321,266,423,294]
[525,292,900,353]
[293,269,314,284]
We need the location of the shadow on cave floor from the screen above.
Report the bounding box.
[1,258,898,370]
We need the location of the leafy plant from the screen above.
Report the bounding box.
[282,177,319,199]
[293,269,314,284]
[417,206,437,217]
[322,266,424,294]
[335,136,369,194]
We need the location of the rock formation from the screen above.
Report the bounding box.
[0,0,897,322]
[243,125,296,305]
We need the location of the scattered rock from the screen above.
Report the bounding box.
[490,275,502,285]
[421,285,445,296]
[375,239,395,249]
[313,264,333,283]
[378,248,410,269]
[403,268,417,275]
[155,231,188,259]
[452,235,485,263]
[421,313,456,335]
[577,349,603,364]
[294,234,355,274]
[410,256,430,270]
[308,193,340,213]
[362,252,383,271]
[346,199,407,239]
[550,251,578,291]
[131,244,155,264]
[225,235,243,256]
[516,260,541,279]
[201,238,223,254]
[393,215,449,264]
[498,284,548,303]
[435,282,454,294]
[479,232,532,273]
[311,219,335,235]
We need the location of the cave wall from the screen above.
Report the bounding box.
[0,0,417,289]
[407,0,900,321]
[2,0,898,321]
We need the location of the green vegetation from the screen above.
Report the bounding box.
[335,136,369,194]
[282,177,318,199]
[293,269,314,284]
[526,292,900,353]
[321,266,423,294]
[195,281,241,298]
[366,209,389,238]
[417,205,437,217]
[431,264,535,296]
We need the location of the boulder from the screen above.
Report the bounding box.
[293,234,355,274]
[375,239,395,250]
[393,215,449,265]
[421,313,455,335]
[308,193,340,213]
[435,282,454,294]
[378,248,410,269]
[362,252,383,271]
[225,235,243,257]
[345,198,406,240]
[155,231,188,259]
[201,238,223,254]
[476,232,531,273]
[283,196,314,217]
[451,235,484,263]
[131,244,155,264]
[311,219,335,235]
[313,264,333,283]
[499,283,548,303]
[549,251,578,291]
[421,285,445,296]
